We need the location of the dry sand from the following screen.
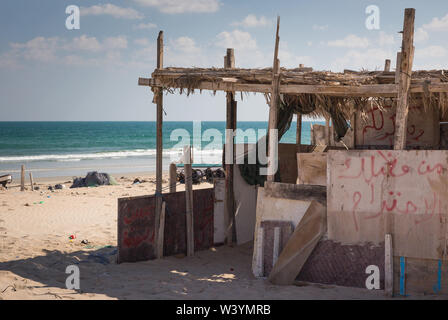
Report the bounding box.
[0,173,444,300]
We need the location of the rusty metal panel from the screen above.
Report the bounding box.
[297,240,385,289]
[118,188,214,263]
[117,195,157,263]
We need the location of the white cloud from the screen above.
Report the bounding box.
[327,34,369,48]
[414,27,429,43]
[377,31,396,47]
[278,43,313,68]
[422,13,448,32]
[133,0,220,14]
[103,36,128,50]
[416,45,447,58]
[312,24,328,31]
[170,37,200,54]
[133,22,157,30]
[331,48,393,71]
[65,35,128,52]
[81,4,143,19]
[70,35,101,52]
[4,35,129,68]
[215,30,257,50]
[10,37,59,62]
[134,38,151,46]
[231,14,272,28]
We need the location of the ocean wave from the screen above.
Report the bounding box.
[0,147,224,163]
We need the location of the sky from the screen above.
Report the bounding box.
[0,0,447,121]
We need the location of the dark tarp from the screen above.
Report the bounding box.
[70,171,118,188]
[238,94,350,186]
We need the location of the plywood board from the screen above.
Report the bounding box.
[327,150,448,260]
[260,220,293,277]
[252,182,327,277]
[234,164,257,245]
[355,104,439,148]
[278,143,298,184]
[118,188,214,263]
[297,152,327,185]
[213,178,226,245]
[268,201,327,285]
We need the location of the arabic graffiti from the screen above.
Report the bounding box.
[336,151,446,231]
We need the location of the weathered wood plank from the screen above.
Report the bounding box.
[268,200,327,285]
[264,182,326,206]
[393,8,415,150]
[224,48,237,246]
[267,17,281,182]
[140,78,448,96]
[385,234,393,296]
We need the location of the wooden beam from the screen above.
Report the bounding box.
[224,48,237,246]
[29,172,34,191]
[140,77,448,97]
[20,165,25,191]
[184,146,194,256]
[384,59,391,72]
[385,233,393,297]
[393,8,415,150]
[156,201,166,258]
[395,52,402,84]
[155,30,164,259]
[169,162,177,193]
[296,113,302,153]
[267,16,281,182]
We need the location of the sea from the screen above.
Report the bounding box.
[0,121,324,179]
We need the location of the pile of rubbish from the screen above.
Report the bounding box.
[177,167,225,184]
[70,171,118,188]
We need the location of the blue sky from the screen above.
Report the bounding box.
[0,0,447,121]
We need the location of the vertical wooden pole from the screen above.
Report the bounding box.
[296,113,302,153]
[385,234,394,296]
[155,31,164,259]
[225,48,237,246]
[267,16,281,182]
[393,8,415,150]
[325,117,331,146]
[169,162,177,193]
[395,52,402,84]
[157,201,166,258]
[20,165,25,191]
[29,172,34,191]
[384,59,391,72]
[184,146,194,256]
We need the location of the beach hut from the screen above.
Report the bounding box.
[128,8,448,296]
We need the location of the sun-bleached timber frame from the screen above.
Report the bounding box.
[138,8,448,257]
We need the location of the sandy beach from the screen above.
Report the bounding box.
[0,172,444,300]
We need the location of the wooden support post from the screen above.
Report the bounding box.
[325,117,331,146]
[184,146,194,256]
[29,172,34,191]
[157,201,166,258]
[20,165,25,191]
[384,59,391,72]
[385,234,393,297]
[267,16,281,182]
[395,52,402,84]
[393,8,415,150]
[224,48,237,246]
[155,31,164,259]
[296,113,302,153]
[169,162,177,193]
